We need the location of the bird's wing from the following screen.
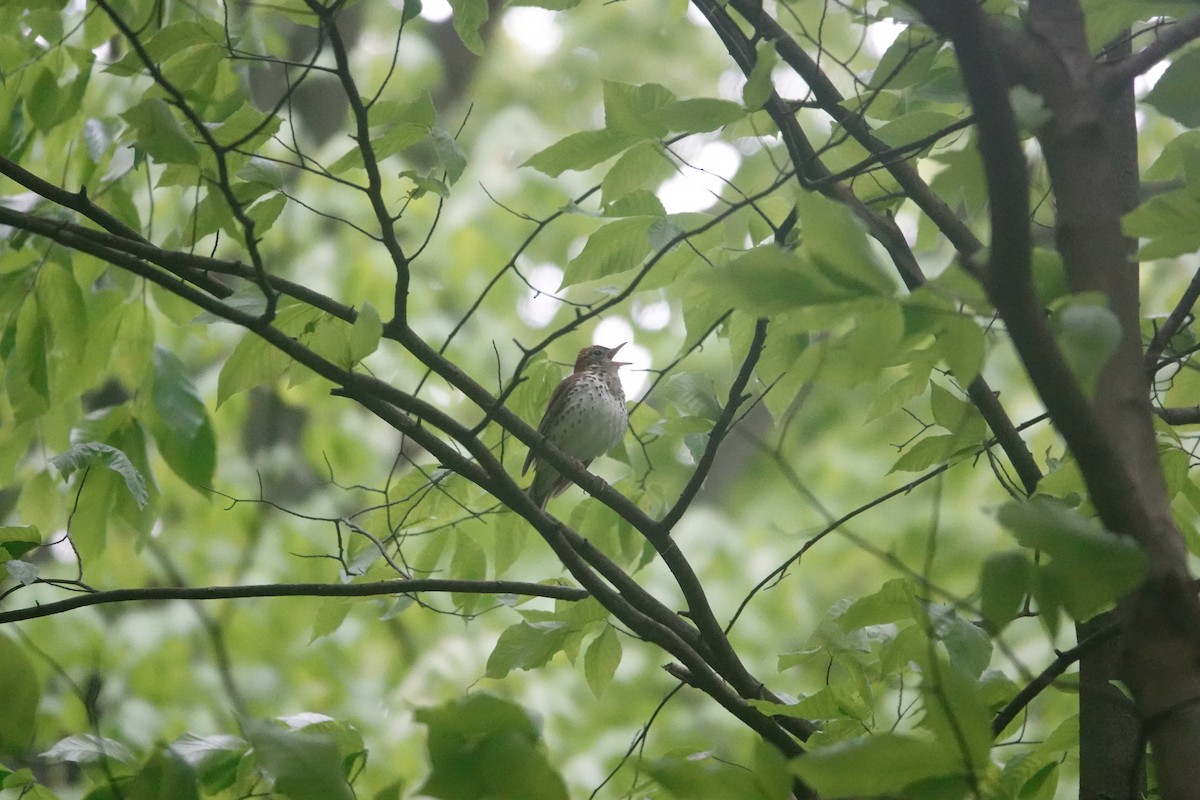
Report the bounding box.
[522,377,572,475]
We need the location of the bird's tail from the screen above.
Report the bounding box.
[527,465,565,510]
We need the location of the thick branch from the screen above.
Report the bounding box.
[908,0,1139,533]
[1156,406,1200,425]
[1102,10,1200,92]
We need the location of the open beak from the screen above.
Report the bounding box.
[606,342,632,367]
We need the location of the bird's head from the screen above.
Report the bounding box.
[574,343,630,374]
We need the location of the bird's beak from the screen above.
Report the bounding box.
[607,342,631,367]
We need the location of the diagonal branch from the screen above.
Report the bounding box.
[992,622,1117,736]
[659,318,768,532]
[1145,265,1200,372]
[1102,10,1200,92]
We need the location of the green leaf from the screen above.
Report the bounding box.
[350,303,382,363]
[450,531,488,612]
[603,81,675,138]
[217,309,310,404]
[36,262,89,393]
[243,718,354,800]
[120,97,199,165]
[6,560,38,585]
[602,189,662,218]
[913,647,993,767]
[1124,189,1200,259]
[1144,129,1200,182]
[997,498,1148,621]
[792,733,961,795]
[106,19,224,77]
[980,550,1031,632]
[889,433,969,473]
[874,111,957,152]
[7,297,50,421]
[743,41,778,110]
[823,302,904,384]
[867,364,931,421]
[936,315,986,384]
[837,577,916,630]
[370,91,436,128]
[583,625,621,697]
[1000,754,1059,800]
[601,141,674,207]
[929,381,982,438]
[247,193,287,234]
[41,734,136,766]
[171,733,248,794]
[126,746,200,800]
[447,0,489,55]
[1145,47,1200,127]
[870,28,937,90]
[523,129,641,177]
[563,216,657,286]
[431,128,467,184]
[0,526,40,561]
[329,124,426,174]
[1053,301,1122,394]
[148,346,216,489]
[925,602,993,679]
[709,246,872,312]
[485,621,571,678]
[796,190,894,296]
[50,441,149,509]
[646,749,790,800]
[417,694,567,800]
[0,634,40,756]
[399,170,450,199]
[310,598,356,642]
[212,104,283,151]
[658,98,745,134]
[452,531,487,580]
[25,65,61,132]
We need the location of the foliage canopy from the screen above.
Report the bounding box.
[4,0,1200,798]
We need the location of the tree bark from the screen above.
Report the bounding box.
[907,2,1200,797]
[1074,31,1146,800]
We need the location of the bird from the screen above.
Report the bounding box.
[523,343,630,509]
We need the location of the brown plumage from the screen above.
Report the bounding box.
[523,343,630,509]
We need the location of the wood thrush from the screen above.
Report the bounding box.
[523,343,630,509]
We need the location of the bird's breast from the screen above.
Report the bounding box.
[548,374,628,460]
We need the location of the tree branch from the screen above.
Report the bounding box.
[658,318,768,531]
[0,579,588,625]
[95,0,278,314]
[1155,406,1200,425]
[1146,265,1200,372]
[992,622,1117,736]
[306,0,412,328]
[1102,10,1200,92]
[692,0,1042,496]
